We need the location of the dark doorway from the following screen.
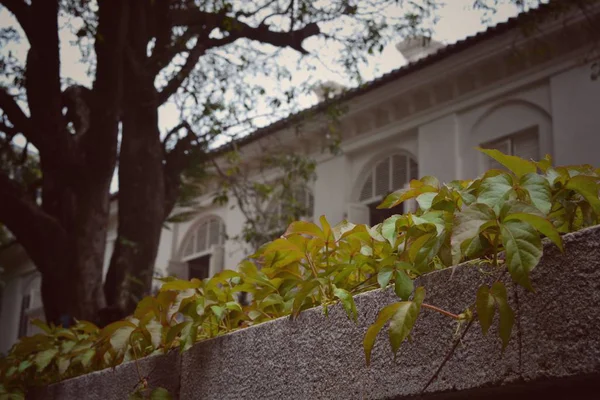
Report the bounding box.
[368,201,403,226]
[188,254,211,280]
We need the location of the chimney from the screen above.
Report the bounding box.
[395,35,444,63]
[312,80,346,102]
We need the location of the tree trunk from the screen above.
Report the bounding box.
[0,0,128,326]
[104,2,166,315]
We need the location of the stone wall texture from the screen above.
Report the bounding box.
[30,225,600,399]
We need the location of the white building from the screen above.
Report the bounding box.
[1,4,600,353]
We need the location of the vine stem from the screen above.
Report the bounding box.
[421,303,461,320]
[420,317,475,394]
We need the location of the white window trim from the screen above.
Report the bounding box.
[179,216,225,261]
[357,152,418,204]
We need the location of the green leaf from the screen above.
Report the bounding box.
[478,173,514,210]
[292,280,320,318]
[412,286,426,306]
[414,232,447,273]
[73,348,95,368]
[30,319,52,334]
[34,348,58,372]
[476,286,495,336]
[377,266,394,289]
[416,192,437,211]
[110,325,136,353]
[166,321,191,345]
[225,301,243,313]
[520,173,552,214]
[283,220,324,239]
[333,287,358,322]
[378,185,438,209]
[248,310,262,321]
[451,203,496,264]
[388,301,420,358]
[478,148,536,177]
[504,213,563,251]
[565,175,600,215]
[150,387,173,400]
[363,302,401,366]
[394,270,414,301]
[57,357,70,375]
[500,220,542,291]
[210,305,225,321]
[408,233,433,263]
[259,294,284,309]
[144,319,163,349]
[491,282,514,350]
[381,215,402,245]
[129,391,145,400]
[17,360,32,373]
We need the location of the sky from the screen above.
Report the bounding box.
[0,0,537,192]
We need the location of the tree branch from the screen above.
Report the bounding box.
[163,122,207,216]
[148,26,201,76]
[0,170,67,273]
[171,9,320,54]
[0,88,35,145]
[0,0,33,43]
[157,15,319,105]
[156,39,209,105]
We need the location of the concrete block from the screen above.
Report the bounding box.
[28,350,180,400]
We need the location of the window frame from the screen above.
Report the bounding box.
[358,152,418,205]
[481,126,540,170]
[180,216,226,262]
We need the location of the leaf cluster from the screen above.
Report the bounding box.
[2,149,599,397]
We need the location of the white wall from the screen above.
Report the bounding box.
[0,273,21,354]
[550,62,600,167]
[418,114,458,183]
[313,155,349,226]
[0,267,38,354]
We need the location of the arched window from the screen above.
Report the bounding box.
[179,216,225,280]
[469,100,552,175]
[181,216,225,260]
[355,153,418,225]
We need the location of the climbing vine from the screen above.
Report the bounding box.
[1,149,599,399]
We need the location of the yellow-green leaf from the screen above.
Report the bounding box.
[378,185,438,209]
[333,287,358,322]
[478,148,536,177]
[110,325,136,353]
[476,286,495,336]
[34,348,58,372]
[491,282,514,350]
[283,220,324,239]
[388,301,420,358]
[150,388,173,400]
[504,212,563,251]
[160,279,201,291]
[363,302,402,366]
[394,270,413,301]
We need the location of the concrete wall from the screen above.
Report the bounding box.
[31,225,600,399]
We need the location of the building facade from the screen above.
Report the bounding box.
[1,4,600,353]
